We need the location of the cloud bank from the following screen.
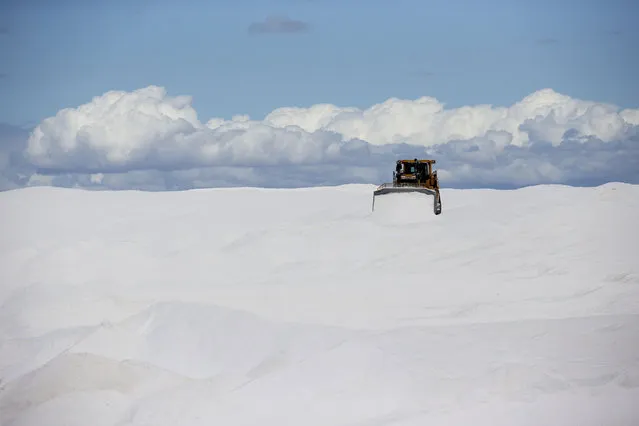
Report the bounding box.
[0,85,638,191]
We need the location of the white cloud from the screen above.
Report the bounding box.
[263,89,636,147]
[0,85,636,191]
[24,86,371,174]
[0,124,33,191]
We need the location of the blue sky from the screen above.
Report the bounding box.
[1,0,637,127]
[0,0,638,192]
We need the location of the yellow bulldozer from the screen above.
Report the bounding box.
[372,158,442,215]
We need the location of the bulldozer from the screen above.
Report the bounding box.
[372,158,442,215]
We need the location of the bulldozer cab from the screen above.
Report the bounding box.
[396,161,421,175]
[394,159,433,184]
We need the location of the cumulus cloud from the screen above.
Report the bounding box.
[3,85,638,191]
[0,123,34,190]
[26,87,370,175]
[426,131,639,188]
[263,89,636,147]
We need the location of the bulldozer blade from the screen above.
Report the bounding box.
[434,192,442,215]
[371,185,442,215]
